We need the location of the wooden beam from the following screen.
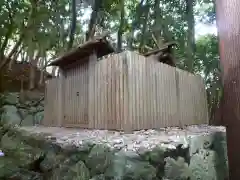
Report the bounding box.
[143,41,177,57]
[88,51,98,129]
[57,68,65,127]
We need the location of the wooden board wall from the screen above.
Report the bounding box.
[124,51,178,130]
[63,60,89,128]
[43,78,60,126]
[88,53,125,130]
[43,51,209,131]
[177,68,209,125]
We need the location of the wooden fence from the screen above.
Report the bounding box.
[42,51,209,131]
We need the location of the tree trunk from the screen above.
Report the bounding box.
[0,35,23,70]
[68,0,77,49]
[29,52,40,90]
[8,45,24,70]
[127,0,145,50]
[139,3,150,52]
[185,0,195,73]
[38,58,45,86]
[0,24,14,60]
[86,0,103,40]
[216,0,240,179]
[153,0,164,47]
[117,0,125,52]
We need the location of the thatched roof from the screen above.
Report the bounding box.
[49,36,115,67]
[143,41,177,57]
[143,41,177,67]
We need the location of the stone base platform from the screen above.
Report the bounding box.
[0,124,228,180]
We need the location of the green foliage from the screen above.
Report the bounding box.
[196,0,216,24]
[194,34,221,121]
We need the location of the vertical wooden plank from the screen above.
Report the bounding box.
[146,57,152,129]
[99,60,103,129]
[96,61,104,128]
[127,51,133,130]
[78,64,81,125]
[138,54,143,129]
[85,61,89,126]
[142,56,147,129]
[153,60,158,128]
[80,64,83,125]
[73,67,76,125]
[100,60,105,129]
[119,54,124,130]
[68,71,71,125]
[73,66,76,125]
[68,68,71,125]
[110,56,117,130]
[112,56,117,130]
[83,63,86,125]
[115,55,120,130]
[175,69,181,127]
[96,60,100,128]
[122,52,127,131]
[81,63,84,125]
[63,76,67,126]
[88,53,97,128]
[131,53,137,130]
[103,59,108,129]
[76,65,78,125]
[106,58,111,129]
[69,69,72,125]
[57,68,64,127]
[134,54,139,130]
[155,65,160,128]
[144,54,149,129]
[123,51,132,132]
[109,57,113,129]
[66,72,69,125]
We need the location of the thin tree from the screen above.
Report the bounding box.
[86,0,103,40]
[185,0,195,72]
[117,0,125,52]
[68,0,77,49]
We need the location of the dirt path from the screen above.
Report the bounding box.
[19,125,226,151]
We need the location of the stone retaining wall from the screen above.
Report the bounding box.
[0,92,44,126]
[0,123,228,180]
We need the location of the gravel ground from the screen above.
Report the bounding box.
[19,125,226,151]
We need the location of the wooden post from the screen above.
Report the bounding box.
[174,69,182,128]
[216,0,240,179]
[88,52,98,129]
[57,68,65,127]
[123,51,133,133]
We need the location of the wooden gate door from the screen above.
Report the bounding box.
[43,79,60,126]
[63,62,89,128]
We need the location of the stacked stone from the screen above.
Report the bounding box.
[0,122,228,180]
[0,93,44,126]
